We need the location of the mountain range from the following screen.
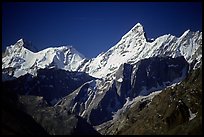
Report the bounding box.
[1,23,202,135]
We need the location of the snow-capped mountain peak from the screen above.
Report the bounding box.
[78,23,149,78]
[79,23,202,78]
[13,38,38,52]
[16,38,24,46]
[130,22,144,32]
[2,39,86,79]
[131,22,144,32]
[122,22,146,41]
[180,29,191,38]
[2,23,202,80]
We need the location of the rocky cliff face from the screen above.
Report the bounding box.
[96,66,202,135]
[56,56,189,126]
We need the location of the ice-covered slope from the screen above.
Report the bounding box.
[2,39,86,78]
[79,23,202,78]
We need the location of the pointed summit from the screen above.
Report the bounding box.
[135,22,143,26]
[131,23,144,32]
[179,29,191,39]
[132,23,151,42]
[122,22,146,41]
[131,22,143,30]
[15,38,38,52]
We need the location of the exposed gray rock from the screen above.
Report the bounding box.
[56,56,189,126]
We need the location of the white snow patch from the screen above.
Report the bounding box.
[112,90,162,120]
[14,69,27,77]
[117,78,123,82]
[189,109,197,121]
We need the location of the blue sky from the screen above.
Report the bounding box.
[2,2,202,58]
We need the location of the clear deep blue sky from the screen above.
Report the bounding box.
[2,2,202,58]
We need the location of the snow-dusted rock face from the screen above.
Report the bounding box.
[2,39,86,79]
[51,23,201,126]
[57,56,189,126]
[79,23,202,78]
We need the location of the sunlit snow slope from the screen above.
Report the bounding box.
[2,23,202,79]
[2,39,86,78]
[79,23,202,78]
